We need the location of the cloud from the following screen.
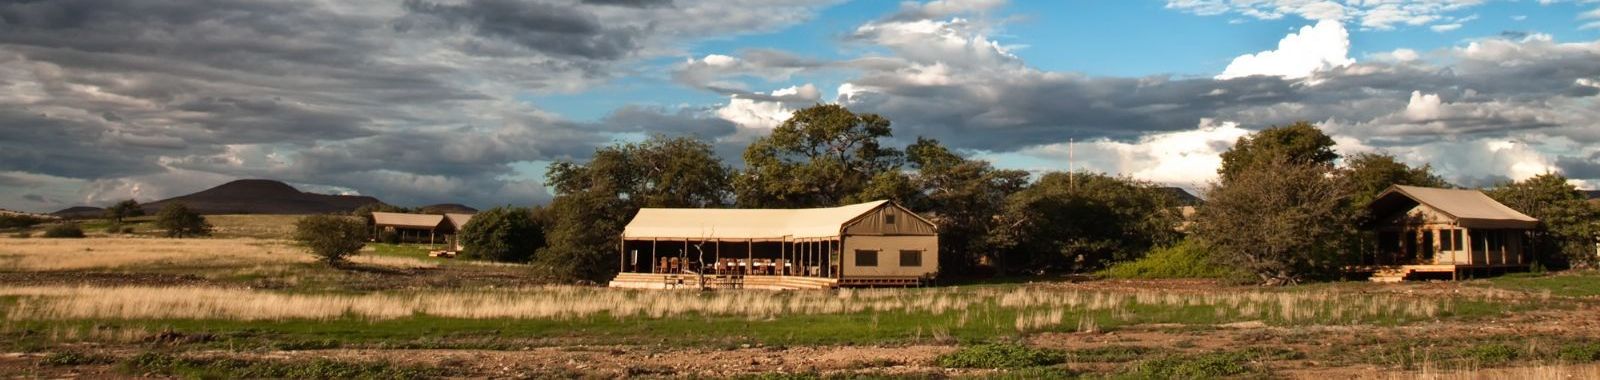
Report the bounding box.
[1002,119,1252,186]
[1217,20,1354,80]
[715,84,821,129]
[0,0,838,210]
[1165,0,1484,30]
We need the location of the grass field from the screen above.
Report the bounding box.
[3,216,1600,378]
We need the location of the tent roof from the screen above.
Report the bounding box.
[444,213,474,229]
[1371,185,1538,229]
[371,212,446,229]
[623,200,894,240]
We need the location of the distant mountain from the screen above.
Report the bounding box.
[140,179,383,215]
[1158,187,1202,205]
[418,203,478,214]
[51,206,105,219]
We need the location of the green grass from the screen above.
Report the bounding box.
[1100,239,1239,280]
[365,243,440,261]
[935,343,1065,369]
[120,351,440,379]
[1477,271,1600,297]
[1117,349,1285,379]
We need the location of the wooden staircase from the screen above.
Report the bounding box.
[1368,267,1415,283]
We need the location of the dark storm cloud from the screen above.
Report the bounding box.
[582,0,673,7]
[598,105,739,138]
[402,0,642,60]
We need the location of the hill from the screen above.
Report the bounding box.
[140,179,383,215]
[51,206,105,219]
[418,203,479,214]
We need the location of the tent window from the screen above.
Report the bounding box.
[855,250,878,267]
[884,214,896,225]
[899,250,921,267]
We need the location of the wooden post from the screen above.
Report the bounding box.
[619,238,625,273]
[747,238,754,276]
[651,238,658,274]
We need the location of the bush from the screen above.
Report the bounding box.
[1558,342,1600,362]
[154,203,211,238]
[41,223,85,238]
[458,206,544,263]
[1461,344,1519,366]
[1102,239,1237,279]
[0,214,47,229]
[1124,351,1254,379]
[293,215,367,265]
[935,343,1065,369]
[9,231,30,238]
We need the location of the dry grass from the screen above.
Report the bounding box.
[0,237,438,271]
[0,284,1463,324]
[1401,363,1600,379]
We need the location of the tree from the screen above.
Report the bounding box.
[1341,153,1450,208]
[41,223,85,238]
[1194,158,1357,285]
[539,135,731,282]
[993,172,1182,274]
[1486,173,1600,269]
[1218,121,1338,182]
[901,138,1030,275]
[293,215,366,265]
[104,199,145,224]
[154,203,211,238]
[735,104,903,207]
[458,206,545,263]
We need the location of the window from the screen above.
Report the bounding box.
[855,250,878,266]
[899,250,921,267]
[1439,229,1453,252]
[884,214,896,225]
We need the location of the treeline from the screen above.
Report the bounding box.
[463,105,1600,285]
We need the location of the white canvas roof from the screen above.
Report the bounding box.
[444,213,474,230]
[371,212,446,229]
[624,200,890,240]
[1375,185,1539,229]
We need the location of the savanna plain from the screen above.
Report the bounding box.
[3,215,1600,379]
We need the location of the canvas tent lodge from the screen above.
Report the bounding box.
[609,200,938,290]
[1358,185,1539,282]
[371,212,474,249]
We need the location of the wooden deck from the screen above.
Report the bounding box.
[608,273,839,290]
[1348,264,1530,282]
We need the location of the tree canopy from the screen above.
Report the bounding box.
[105,199,144,223]
[1342,152,1451,209]
[1195,157,1357,285]
[735,104,902,208]
[293,215,366,265]
[458,206,545,263]
[993,172,1182,274]
[154,203,211,238]
[1217,121,1338,182]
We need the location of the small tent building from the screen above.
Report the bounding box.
[371,212,451,245]
[609,200,937,290]
[1361,185,1538,281]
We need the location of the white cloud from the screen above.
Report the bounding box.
[1217,20,1354,80]
[714,84,821,129]
[1007,119,1252,186]
[1403,91,1444,120]
[1167,0,1484,30]
[1430,23,1462,32]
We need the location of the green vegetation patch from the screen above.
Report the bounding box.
[119,351,441,380]
[935,343,1065,369]
[1101,239,1237,279]
[1479,271,1600,298]
[1120,350,1270,379]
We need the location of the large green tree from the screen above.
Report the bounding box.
[154,203,211,238]
[1486,173,1600,269]
[900,138,1030,275]
[458,206,546,263]
[1342,153,1451,208]
[993,172,1182,274]
[1195,157,1358,285]
[1217,121,1338,182]
[735,104,903,208]
[538,135,731,282]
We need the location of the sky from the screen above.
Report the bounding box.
[2,0,1600,212]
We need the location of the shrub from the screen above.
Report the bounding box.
[1461,343,1519,366]
[1124,351,1254,379]
[1558,342,1600,362]
[1102,239,1237,279]
[0,214,47,229]
[293,215,367,265]
[41,223,85,238]
[9,231,30,238]
[43,351,115,366]
[935,343,1065,369]
[154,203,211,238]
[458,206,544,263]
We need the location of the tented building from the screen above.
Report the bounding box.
[608,200,938,290]
[371,212,451,245]
[1360,185,1538,281]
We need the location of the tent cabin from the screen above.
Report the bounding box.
[443,213,474,251]
[1359,185,1538,282]
[370,212,452,245]
[609,200,938,290]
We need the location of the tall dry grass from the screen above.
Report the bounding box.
[0,284,1466,324]
[0,237,439,271]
